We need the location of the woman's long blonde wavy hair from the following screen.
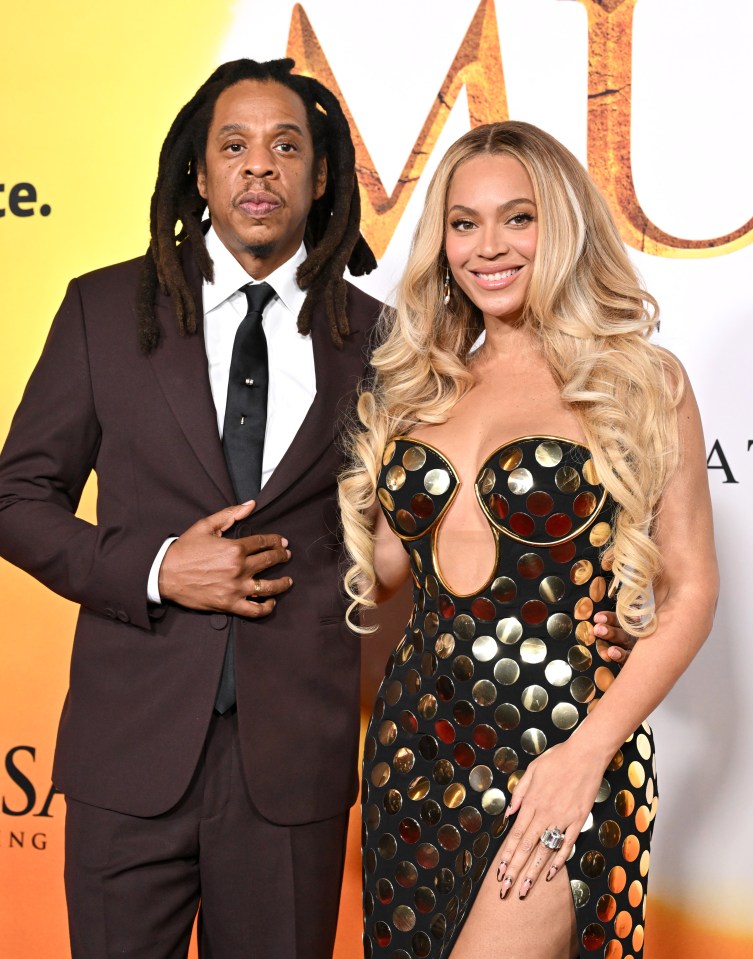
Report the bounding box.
[339,121,683,636]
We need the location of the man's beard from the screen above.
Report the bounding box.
[243,241,276,259]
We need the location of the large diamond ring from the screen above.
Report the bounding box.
[540,827,565,851]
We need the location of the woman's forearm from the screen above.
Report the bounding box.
[569,575,718,766]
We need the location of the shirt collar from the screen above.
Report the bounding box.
[202,225,307,318]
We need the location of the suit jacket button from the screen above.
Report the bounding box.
[117,610,129,623]
[210,614,228,630]
[104,607,116,619]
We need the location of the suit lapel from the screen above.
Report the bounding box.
[253,297,364,514]
[147,244,368,513]
[148,245,236,505]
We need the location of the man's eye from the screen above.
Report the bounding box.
[275,142,298,153]
[225,143,244,153]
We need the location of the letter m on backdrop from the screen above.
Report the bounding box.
[287,0,507,258]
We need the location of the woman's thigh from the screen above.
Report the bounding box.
[450,857,578,959]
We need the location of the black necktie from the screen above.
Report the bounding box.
[215,281,276,714]
[222,282,276,503]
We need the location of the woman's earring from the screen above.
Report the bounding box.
[443,268,451,306]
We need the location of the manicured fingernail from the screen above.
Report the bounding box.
[281,538,289,547]
[594,624,606,636]
[497,861,507,881]
[504,804,513,819]
[546,865,558,882]
[288,577,294,586]
[499,877,513,900]
[519,878,533,899]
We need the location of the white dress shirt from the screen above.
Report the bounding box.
[147,227,316,603]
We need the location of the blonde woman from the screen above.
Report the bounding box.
[339,122,716,959]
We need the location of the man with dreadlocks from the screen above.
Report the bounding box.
[0,58,379,958]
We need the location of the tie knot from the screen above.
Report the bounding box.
[242,281,276,316]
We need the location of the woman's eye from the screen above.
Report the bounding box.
[508,212,534,226]
[450,218,475,231]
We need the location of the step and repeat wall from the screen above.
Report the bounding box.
[1,1,751,956]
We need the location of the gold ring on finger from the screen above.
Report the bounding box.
[253,580,262,595]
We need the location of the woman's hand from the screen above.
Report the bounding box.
[496,739,608,900]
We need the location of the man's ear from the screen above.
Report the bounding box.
[313,156,328,201]
[197,163,207,201]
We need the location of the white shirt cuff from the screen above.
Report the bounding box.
[147,537,178,605]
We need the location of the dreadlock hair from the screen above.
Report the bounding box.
[137,57,377,353]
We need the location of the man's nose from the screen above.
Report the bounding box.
[243,146,275,179]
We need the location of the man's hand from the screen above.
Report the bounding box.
[158,501,292,617]
[594,610,636,664]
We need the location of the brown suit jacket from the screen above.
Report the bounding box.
[0,244,380,821]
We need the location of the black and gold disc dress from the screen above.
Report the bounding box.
[362,437,657,959]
